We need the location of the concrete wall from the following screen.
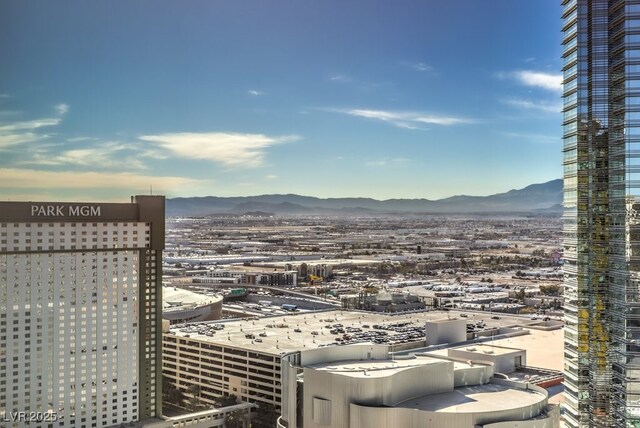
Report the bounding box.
[413,353,494,387]
[349,404,476,428]
[348,393,551,428]
[284,344,389,428]
[300,343,389,366]
[143,403,253,428]
[447,347,526,374]
[388,340,426,353]
[480,383,558,428]
[483,405,558,428]
[425,319,466,346]
[452,363,493,387]
[303,361,454,428]
[280,352,301,428]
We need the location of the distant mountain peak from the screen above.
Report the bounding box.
[167,179,562,216]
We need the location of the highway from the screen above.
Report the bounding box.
[179,281,342,306]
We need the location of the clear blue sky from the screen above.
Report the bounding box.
[0,1,563,201]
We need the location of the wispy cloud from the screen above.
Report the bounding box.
[66,136,99,143]
[497,70,562,92]
[515,71,562,91]
[401,61,435,73]
[502,131,560,144]
[0,103,68,148]
[265,174,278,179]
[333,108,474,129]
[0,117,62,134]
[0,119,62,148]
[503,98,562,113]
[365,157,409,167]
[139,132,300,167]
[0,132,51,148]
[22,141,148,170]
[327,74,394,93]
[55,103,69,115]
[328,74,352,83]
[413,62,433,72]
[248,90,263,96]
[0,168,201,190]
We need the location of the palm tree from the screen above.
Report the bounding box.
[251,403,279,428]
[186,384,203,411]
[224,409,246,428]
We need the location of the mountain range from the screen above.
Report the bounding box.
[166,179,563,216]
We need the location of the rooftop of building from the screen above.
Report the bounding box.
[491,327,564,372]
[250,258,381,267]
[428,318,466,324]
[165,309,543,356]
[162,286,222,312]
[451,343,523,356]
[396,382,545,413]
[310,355,448,378]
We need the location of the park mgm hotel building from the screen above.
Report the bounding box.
[0,196,164,428]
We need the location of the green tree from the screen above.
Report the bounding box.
[165,387,184,407]
[539,284,560,296]
[162,375,184,407]
[215,394,238,408]
[251,402,279,428]
[224,409,246,428]
[162,375,172,399]
[363,286,379,295]
[186,384,204,411]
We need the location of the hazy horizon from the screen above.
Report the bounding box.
[0,178,561,205]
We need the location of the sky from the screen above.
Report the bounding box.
[0,1,563,201]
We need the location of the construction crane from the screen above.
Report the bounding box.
[308,274,324,296]
[308,274,323,285]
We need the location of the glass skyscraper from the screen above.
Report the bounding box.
[563,1,640,426]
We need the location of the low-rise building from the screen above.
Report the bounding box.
[161,309,551,416]
[424,318,467,346]
[279,344,559,428]
[162,286,223,324]
[193,269,297,287]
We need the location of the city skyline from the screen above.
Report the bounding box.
[0,1,562,201]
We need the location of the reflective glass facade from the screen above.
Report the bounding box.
[563,1,640,426]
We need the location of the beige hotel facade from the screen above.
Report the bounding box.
[0,196,164,428]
